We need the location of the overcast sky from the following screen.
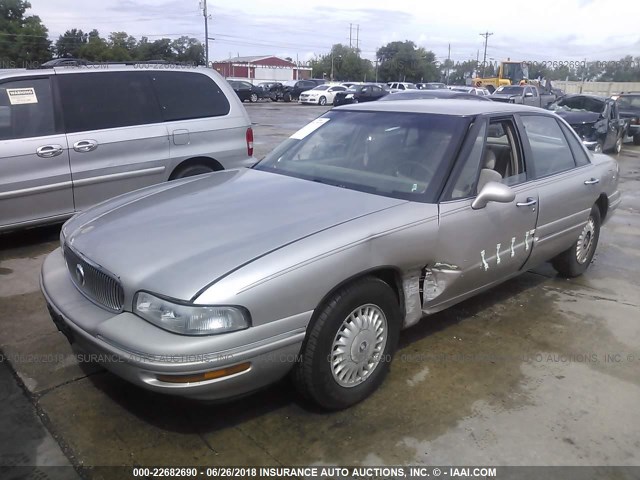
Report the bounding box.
[29,0,640,64]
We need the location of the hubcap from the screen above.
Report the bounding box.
[330,304,388,388]
[594,143,603,153]
[576,216,596,264]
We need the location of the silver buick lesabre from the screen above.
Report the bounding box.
[41,100,621,410]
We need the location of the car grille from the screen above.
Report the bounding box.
[490,97,511,103]
[300,94,309,100]
[64,245,124,312]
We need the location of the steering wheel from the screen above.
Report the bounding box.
[393,160,434,180]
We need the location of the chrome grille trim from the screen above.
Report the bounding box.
[63,244,124,312]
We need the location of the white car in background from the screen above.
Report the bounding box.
[298,85,348,106]
[450,85,492,97]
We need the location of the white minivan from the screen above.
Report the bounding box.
[0,64,255,232]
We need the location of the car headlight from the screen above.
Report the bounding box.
[134,291,250,335]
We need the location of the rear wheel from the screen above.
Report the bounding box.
[552,205,601,278]
[283,92,292,102]
[293,277,400,410]
[172,164,215,179]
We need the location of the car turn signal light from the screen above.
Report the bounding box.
[156,362,251,384]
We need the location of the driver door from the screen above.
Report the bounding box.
[424,116,539,312]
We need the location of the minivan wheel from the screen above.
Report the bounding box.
[172,164,215,179]
[552,205,601,278]
[250,93,258,103]
[293,276,400,410]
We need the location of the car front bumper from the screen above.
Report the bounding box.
[40,248,309,401]
[298,97,319,104]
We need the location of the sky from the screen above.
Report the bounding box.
[28,0,640,65]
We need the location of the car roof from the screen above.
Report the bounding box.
[561,93,607,101]
[334,98,554,116]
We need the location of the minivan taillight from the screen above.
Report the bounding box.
[246,127,254,157]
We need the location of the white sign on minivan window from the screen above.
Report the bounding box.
[6,88,38,105]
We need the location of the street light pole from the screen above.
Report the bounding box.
[331,52,334,81]
[202,0,209,66]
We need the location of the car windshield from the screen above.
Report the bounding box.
[313,85,330,91]
[495,86,523,94]
[346,86,363,92]
[254,110,469,202]
[548,96,605,114]
[617,95,640,109]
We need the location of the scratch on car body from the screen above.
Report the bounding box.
[510,237,516,257]
[496,243,502,265]
[481,250,489,271]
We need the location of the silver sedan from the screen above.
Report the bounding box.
[41,100,621,410]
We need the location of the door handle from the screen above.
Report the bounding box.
[36,145,63,158]
[516,197,537,207]
[73,140,98,153]
[584,178,600,185]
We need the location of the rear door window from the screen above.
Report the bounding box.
[0,77,56,140]
[58,72,161,133]
[151,71,230,121]
[521,115,577,178]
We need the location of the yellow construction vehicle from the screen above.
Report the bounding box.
[472,60,529,92]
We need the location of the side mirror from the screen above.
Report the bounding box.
[524,92,533,97]
[472,181,515,210]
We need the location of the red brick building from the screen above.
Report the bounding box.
[211,55,312,82]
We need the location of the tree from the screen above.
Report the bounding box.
[55,28,87,58]
[376,41,438,83]
[0,0,51,66]
[171,36,204,64]
[77,30,110,61]
[309,44,372,81]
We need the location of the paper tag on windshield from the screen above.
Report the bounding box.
[290,118,330,140]
[6,88,38,105]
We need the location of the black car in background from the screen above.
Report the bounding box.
[227,80,266,103]
[547,94,626,154]
[616,93,640,145]
[281,80,319,102]
[378,89,491,102]
[333,83,389,106]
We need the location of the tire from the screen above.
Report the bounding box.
[250,93,258,103]
[552,205,601,278]
[172,164,214,179]
[319,96,327,106]
[283,92,292,103]
[634,134,640,146]
[614,136,622,154]
[293,276,400,410]
[594,142,603,154]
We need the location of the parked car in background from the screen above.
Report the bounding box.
[490,85,556,108]
[42,100,619,410]
[227,80,266,103]
[281,80,319,102]
[378,89,491,102]
[299,84,347,106]
[616,92,640,145]
[450,86,492,97]
[417,82,447,90]
[0,65,254,233]
[333,83,389,106]
[548,94,627,153]
[388,82,417,93]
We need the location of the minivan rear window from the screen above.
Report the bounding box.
[58,72,162,133]
[150,71,230,121]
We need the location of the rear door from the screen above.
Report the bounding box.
[519,114,597,268]
[0,75,74,229]
[57,71,168,211]
[427,116,539,311]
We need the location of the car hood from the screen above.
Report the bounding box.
[64,168,406,301]
[554,111,600,124]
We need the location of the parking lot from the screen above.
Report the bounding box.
[1,101,640,477]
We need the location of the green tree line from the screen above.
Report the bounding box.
[0,0,204,66]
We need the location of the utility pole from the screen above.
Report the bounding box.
[349,24,352,49]
[446,43,451,84]
[356,25,359,51]
[202,0,209,66]
[479,31,493,78]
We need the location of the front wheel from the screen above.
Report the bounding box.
[552,205,601,277]
[318,96,327,106]
[250,93,258,103]
[293,277,400,410]
[594,142,603,154]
